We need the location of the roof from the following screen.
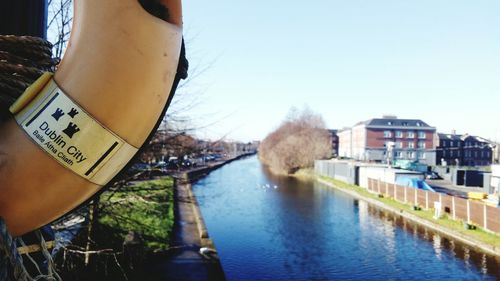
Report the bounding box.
[366,118,431,128]
[462,135,495,145]
[437,133,496,145]
[437,133,462,141]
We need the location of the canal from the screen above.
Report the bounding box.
[192,156,500,280]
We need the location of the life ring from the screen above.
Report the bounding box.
[0,0,183,236]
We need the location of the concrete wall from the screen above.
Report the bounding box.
[483,173,493,194]
[359,166,423,187]
[451,169,489,188]
[316,160,424,189]
[492,165,500,194]
[314,160,357,185]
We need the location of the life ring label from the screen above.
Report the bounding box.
[14,78,138,185]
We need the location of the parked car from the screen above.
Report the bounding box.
[204,155,215,162]
[181,159,192,169]
[192,157,204,167]
[166,159,179,170]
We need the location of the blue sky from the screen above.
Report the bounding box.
[181,0,500,142]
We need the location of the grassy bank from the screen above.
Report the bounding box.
[97,177,175,250]
[318,176,500,251]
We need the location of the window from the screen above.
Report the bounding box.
[408,142,415,149]
[418,132,426,139]
[407,151,415,159]
[384,131,391,138]
[458,151,461,157]
[474,151,478,158]
[416,122,421,126]
[387,121,393,125]
[407,131,414,139]
[417,141,426,149]
[481,151,484,158]
[395,131,403,138]
[450,141,454,147]
[402,122,408,126]
[395,151,402,158]
[417,152,426,159]
[396,141,403,148]
[450,151,454,157]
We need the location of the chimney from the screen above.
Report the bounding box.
[382,115,397,119]
[451,129,456,136]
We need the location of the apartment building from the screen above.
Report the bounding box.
[436,133,494,166]
[338,116,436,165]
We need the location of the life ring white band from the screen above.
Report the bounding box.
[12,75,138,186]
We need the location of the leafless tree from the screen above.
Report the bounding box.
[47,0,73,58]
[44,3,219,277]
[259,107,332,175]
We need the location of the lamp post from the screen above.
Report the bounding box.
[0,0,48,38]
[386,141,395,168]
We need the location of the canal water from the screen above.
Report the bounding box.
[192,156,500,281]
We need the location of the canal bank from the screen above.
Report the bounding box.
[191,156,500,280]
[146,153,254,281]
[317,177,500,257]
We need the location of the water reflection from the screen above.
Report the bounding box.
[193,156,500,281]
[360,203,500,279]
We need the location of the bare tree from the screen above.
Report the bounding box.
[259,107,332,175]
[47,0,73,58]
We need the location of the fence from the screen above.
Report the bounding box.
[367,178,500,234]
[315,160,356,185]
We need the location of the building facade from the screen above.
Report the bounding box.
[328,129,339,158]
[494,144,500,164]
[436,133,494,166]
[338,116,436,165]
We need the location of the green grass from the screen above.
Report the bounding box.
[97,177,175,251]
[318,176,500,248]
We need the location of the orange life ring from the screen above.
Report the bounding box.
[0,0,183,236]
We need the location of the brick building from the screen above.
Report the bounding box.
[338,116,436,165]
[436,133,494,166]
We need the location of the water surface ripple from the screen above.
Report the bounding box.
[193,156,500,281]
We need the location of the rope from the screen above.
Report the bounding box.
[0,218,28,281]
[0,35,58,280]
[0,35,58,121]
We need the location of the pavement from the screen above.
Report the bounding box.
[427,179,485,198]
[145,177,226,281]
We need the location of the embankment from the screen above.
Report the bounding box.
[317,177,500,257]
[146,153,255,281]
